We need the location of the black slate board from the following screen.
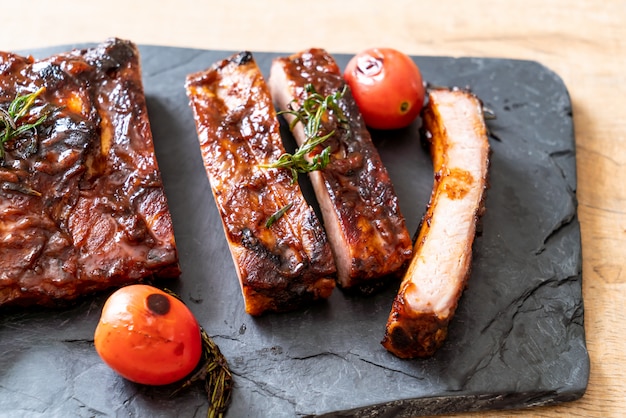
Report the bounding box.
[0,44,589,417]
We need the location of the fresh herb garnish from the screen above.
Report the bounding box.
[263,84,348,183]
[165,287,232,418]
[173,327,233,418]
[1,182,42,196]
[0,87,49,161]
[265,202,294,228]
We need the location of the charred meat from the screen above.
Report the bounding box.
[0,38,180,307]
[185,51,336,316]
[382,88,490,358]
[269,49,413,290]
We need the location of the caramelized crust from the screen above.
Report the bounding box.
[0,39,180,307]
[269,49,413,290]
[382,88,490,358]
[185,51,336,316]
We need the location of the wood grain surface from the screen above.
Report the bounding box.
[2,1,624,417]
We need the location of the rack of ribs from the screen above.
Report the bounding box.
[0,38,180,307]
[185,51,336,316]
[382,88,490,358]
[268,48,413,291]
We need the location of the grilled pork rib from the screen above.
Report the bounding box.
[382,88,490,358]
[185,51,336,316]
[0,39,180,307]
[269,49,413,290]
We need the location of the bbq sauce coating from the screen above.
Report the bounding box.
[0,39,180,307]
[269,49,413,290]
[185,52,336,316]
[382,88,490,358]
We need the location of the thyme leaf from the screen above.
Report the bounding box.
[0,87,48,161]
[262,84,348,183]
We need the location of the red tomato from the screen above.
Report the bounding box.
[94,284,203,386]
[344,48,425,130]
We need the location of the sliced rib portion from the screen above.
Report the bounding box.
[0,39,180,307]
[269,49,412,290]
[185,51,336,316]
[382,88,490,358]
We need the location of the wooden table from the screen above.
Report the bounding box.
[2,1,624,416]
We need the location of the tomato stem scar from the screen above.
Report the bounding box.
[357,56,383,77]
[147,293,171,315]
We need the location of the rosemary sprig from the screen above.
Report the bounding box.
[1,181,42,196]
[262,84,348,183]
[265,134,332,183]
[173,328,233,418]
[0,87,49,161]
[265,202,294,228]
[164,289,233,418]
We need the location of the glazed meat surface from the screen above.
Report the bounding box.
[185,51,336,316]
[269,49,413,290]
[382,88,490,358]
[0,38,180,307]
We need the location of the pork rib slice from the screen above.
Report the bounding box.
[0,38,180,307]
[382,88,490,358]
[268,49,413,290]
[185,51,336,316]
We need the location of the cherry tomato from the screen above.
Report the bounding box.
[94,284,203,386]
[344,47,425,130]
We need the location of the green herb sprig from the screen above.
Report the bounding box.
[262,84,348,183]
[165,287,233,418]
[173,328,233,418]
[265,202,294,228]
[0,87,49,161]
